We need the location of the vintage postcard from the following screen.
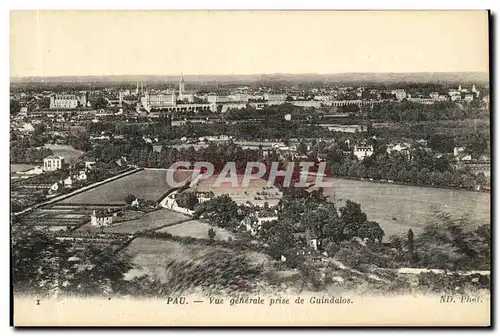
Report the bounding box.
[10,10,491,326]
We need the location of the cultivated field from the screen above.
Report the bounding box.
[194,174,282,207]
[157,220,236,241]
[320,178,491,237]
[77,208,190,234]
[58,169,192,205]
[10,164,37,173]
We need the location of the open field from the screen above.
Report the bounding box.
[77,208,190,234]
[157,220,236,241]
[57,169,192,205]
[14,207,92,230]
[44,144,83,164]
[10,164,37,173]
[320,178,490,237]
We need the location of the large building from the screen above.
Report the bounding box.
[264,93,287,104]
[50,92,88,109]
[141,92,177,110]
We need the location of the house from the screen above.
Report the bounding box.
[43,155,65,171]
[387,143,411,158]
[457,153,472,162]
[84,159,97,170]
[18,123,34,133]
[464,94,475,103]
[305,229,319,251]
[353,144,374,160]
[454,146,466,157]
[90,209,117,227]
[76,170,88,181]
[63,176,73,188]
[48,181,63,194]
[241,212,278,236]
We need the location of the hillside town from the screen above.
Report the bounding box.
[11,72,491,301]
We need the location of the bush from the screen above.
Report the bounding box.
[334,240,390,270]
[417,272,490,294]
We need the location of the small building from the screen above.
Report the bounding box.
[43,155,65,171]
[63,176,73,188]
[305,229,319,251]
[84,159,96,170]
[76,170,88,181]
[48,181,63,194]
[454,146,466,157]
[387,143,411,159]
[353,144,374,160]
[241,213,278,236]
[90,210,117,227]
[464,94,475,103]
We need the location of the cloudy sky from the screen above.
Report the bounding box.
[10,10,489,77]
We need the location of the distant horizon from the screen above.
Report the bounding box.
[10,70,490,80]
[10,71,489,85]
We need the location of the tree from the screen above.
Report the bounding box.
[193,195,241,229]
[10,99,21,115]
[297,142,308,155]
[428,134,455,154]
[175,191,199,210]
[91,96,109,110]
[12,227,75,295]
[70,131,92,152]
[466,133,488,160]
[414,212,489,270]
[124,194,137,205]
[339,200,367,226]
[259,219,296,259]
[11,227,133,297]
[407,229,415,262]
[338,200,384,242]
[208,228,216,242]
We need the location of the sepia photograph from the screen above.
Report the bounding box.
[9,9,491,327]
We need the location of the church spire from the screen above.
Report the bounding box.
[179,73,185,98]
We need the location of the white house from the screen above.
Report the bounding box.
[76,170,88,181]
[454,146,466,157]
[387,143,411,158]
[90,210,116,227]
[63,176,73,188]
[43,155,64,171]
[464,94,475,102]
[48,181,62,194]
[241,213,278,236]
[353,145,374,160]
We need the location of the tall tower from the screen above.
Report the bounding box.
[135,82,139,95]
[179,73,185,100]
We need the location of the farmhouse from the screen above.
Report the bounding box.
[241,211,278,236]
[44,155,65,171]
[90,210,117,227]
[353,144,374,160]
